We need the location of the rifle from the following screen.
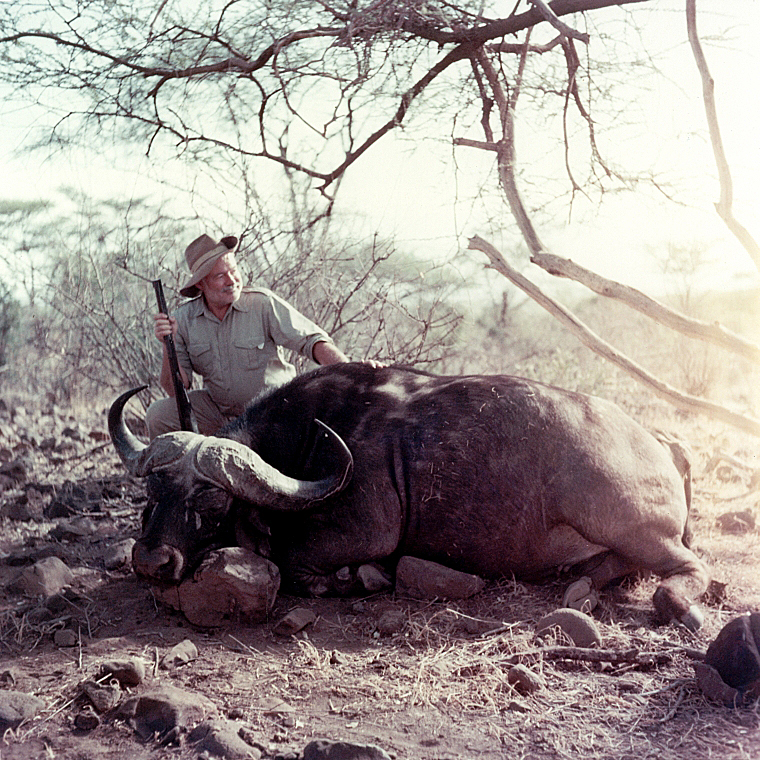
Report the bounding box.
[152,279,198,433]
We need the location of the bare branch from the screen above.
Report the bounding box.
[452,137,498,151]
[530,251,760,363]
[686,0,760,271]
[468,235,760,437]
[528,0,590,44]
[486,35,563,54]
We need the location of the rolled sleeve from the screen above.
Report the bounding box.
[262,290,332,361]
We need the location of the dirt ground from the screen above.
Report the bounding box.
[0,398,758,760]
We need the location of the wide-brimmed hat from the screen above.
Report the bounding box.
[180,234,239,297]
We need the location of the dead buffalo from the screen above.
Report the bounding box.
[109,363,709,630]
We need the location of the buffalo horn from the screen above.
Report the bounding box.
[194,420,353,510]
[108,386,149,475]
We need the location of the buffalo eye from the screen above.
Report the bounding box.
[188,485,232,531]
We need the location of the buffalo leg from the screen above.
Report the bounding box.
[580,542,708,630]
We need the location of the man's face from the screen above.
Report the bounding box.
[198,252,242,309]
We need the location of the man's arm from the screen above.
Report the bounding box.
[312,340,349,365]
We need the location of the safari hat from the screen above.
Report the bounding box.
[179,234,239,297]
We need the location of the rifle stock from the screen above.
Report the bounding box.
[152,279,198,433]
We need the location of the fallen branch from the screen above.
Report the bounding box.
[503,646,673,667]
[529,251,760,364]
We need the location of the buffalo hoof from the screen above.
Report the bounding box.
[653,587,704,631]
[562,577,599,614]
[679,604,704,632]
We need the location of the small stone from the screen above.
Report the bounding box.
[0,691,46,731]
[16,557,74,598]
[0,460,27,485]
[357,564,392,592]
[704,612,760,693]
[256,697,295,716]
[191,719,261,759]
[118,685,217,742]
[395,556,486,600]
[103,539,136,570]
[273,607,317,636]
[507,664,544,694]
[82,680,121,713]
[99,658,146,687]
[695,662,741,707]
[160,639,198,670]
[536,609,602,648]
[153,547,280,627]
[48,517,97,541]
[74,707,101,731]
[376,609,406,636]
[53,629,79,647]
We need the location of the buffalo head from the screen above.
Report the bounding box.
[109,387,353,583]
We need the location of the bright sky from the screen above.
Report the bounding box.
[1,1,759,298]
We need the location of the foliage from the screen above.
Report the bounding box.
[0,0,650,219]
[0,279,20,367]
[0,191,462,405]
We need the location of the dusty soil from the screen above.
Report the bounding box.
[0,399,758,760]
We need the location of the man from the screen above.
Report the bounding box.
[145,233,354,439]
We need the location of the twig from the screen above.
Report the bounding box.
[502,646,673,667]
[528,0,590,43]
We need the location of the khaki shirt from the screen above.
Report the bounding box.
[173,287,331,417]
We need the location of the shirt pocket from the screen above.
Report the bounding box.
[187,341,214,376]
[233,334,268,369]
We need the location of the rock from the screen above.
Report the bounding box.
[160,639,199,670]
[695,662,742,707]
[273,607,317,636]
[74,706,101,731]
[15,556,74,598]
[536,609,602,648]
[190,719,262,759]
[117,685,218,742]
[62,424,85,442]
[48,517,97,541]
[395,556,486,600]
[303,739,393,760]
[704,612,760,698]
[103,539,136,570]
[0,691,46,731]
[53,629,79,647]
[82,680,121,713]
[153,547,280,627]
[99,658,146,687]
[716,510,756,535]
[5,488,46,521]
[357,563,392,592]
[507,664,544,694]
[376,609,406,636]
[0,460,27,485]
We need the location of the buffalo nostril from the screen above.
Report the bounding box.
[132,543,185,582]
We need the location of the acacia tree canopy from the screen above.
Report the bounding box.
[0,0,647,206]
